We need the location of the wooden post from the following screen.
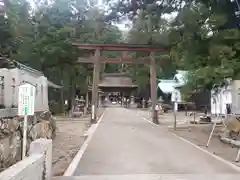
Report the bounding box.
[91,49,100,123]
[173,101,177,130]
[150,52,159,124]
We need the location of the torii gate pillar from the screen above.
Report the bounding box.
[150,52,159,124]
[91,49,100,123]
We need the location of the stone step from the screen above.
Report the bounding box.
[53,174,240,180]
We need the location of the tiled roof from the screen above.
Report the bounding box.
[0,57,61,88]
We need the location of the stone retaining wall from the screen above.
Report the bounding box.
[0,111,56,171]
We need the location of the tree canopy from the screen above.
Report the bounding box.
[108,0,240,94]
[2,0,240,104]
[169,0,240,91]
[0,0,124,112]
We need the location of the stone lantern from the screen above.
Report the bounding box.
[142,98,146,108]
[158,96,164,114]
[158,96,164,103]
[148,98,152,108]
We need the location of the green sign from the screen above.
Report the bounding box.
[18,83,36,116]
[24,107,28,115]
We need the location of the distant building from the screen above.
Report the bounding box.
[157,70,188,103]
[157,70,210,111]
[211,79,232,115]
[157,70,239,114]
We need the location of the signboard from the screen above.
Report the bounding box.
[171,89,181,102]
[18,83,36,116]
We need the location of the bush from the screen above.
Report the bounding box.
[49,100,63,115]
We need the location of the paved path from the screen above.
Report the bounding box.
[73,107,240,179]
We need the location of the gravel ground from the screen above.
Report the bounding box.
[52,107,105,176]
[170,125,240,167]
[52,119,89,176]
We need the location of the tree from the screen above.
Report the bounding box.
[169,1,240,92]
[0,13,12,56]
[0,0,124,112]
[0,0,32,57]
[108,0,240,94]
[105,0,180,21]
[122,8,176,97]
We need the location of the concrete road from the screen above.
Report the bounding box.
[73,107,240,178]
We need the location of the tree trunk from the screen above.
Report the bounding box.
[41,62,45,74]
[60,67,64,113]
[68,69,77,117]
[70,79,76,109]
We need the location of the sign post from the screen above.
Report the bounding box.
[171,89,181,130]
[173,100,177,130]
[18,83,36,159]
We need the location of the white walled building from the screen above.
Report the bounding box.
[211,79,240,115]
[211,84,232,115]
[0,58,61,116]
[157,70,235,114]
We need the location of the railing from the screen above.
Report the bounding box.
[0,138,52,180]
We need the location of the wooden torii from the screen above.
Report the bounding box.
[73,43,170,124]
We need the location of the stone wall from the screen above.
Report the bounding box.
[0,111,56,171]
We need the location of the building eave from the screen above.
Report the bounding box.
[48,81,62,89]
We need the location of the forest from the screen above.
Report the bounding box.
[1,0,240,110]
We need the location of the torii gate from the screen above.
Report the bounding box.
[73,43,170,124]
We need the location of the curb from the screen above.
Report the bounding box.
[63,109,107,176]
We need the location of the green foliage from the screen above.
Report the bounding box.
[169,1,240,92]
[5,0,240,102]
[106,0,180,21]
[105,0,240,97]
[0,0,124,106]
[123,8,176,95]
[0,15,12,56]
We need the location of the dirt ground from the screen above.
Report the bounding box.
[52,107,105,176]
[170,124,240,167]
[52,119,89,176]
